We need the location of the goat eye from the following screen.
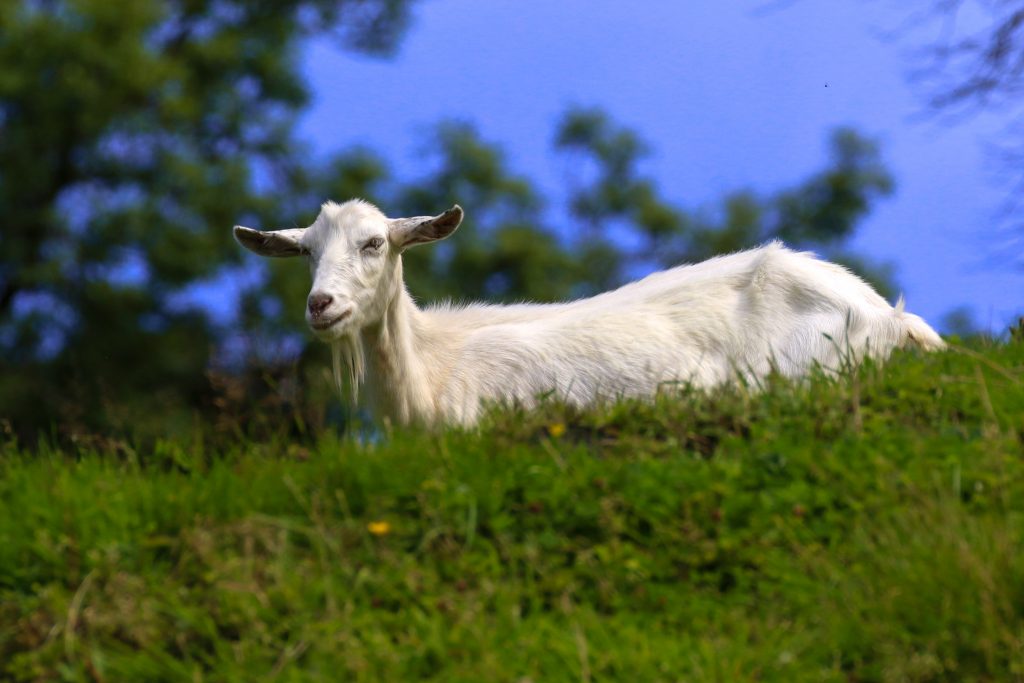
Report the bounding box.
[362,236,384,253]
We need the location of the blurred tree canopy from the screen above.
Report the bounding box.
[832,0,1024,265]
[908,0,1024,266]
[1,0,897,442]
[0,0,417,438]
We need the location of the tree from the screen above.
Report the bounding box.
[898,0,1024,114]
[554,107,897,296]
[0,0,417,438]
[852,0,1024,264]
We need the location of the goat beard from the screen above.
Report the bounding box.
[331,333,365,405]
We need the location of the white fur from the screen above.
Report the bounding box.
[235,199,945,426]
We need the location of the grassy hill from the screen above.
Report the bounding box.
[2,337,1023,682]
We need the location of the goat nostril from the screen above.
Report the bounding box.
[307,292,333,316]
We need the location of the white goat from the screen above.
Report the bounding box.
[234,199,944,426]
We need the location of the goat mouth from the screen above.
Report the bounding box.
[309,309,352,331]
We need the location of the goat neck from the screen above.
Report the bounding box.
[360,266,441,426]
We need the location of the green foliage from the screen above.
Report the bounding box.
[554,107,897,296]
[396,122,576,303]
[0,0,416,437]
[2,339,1023,681]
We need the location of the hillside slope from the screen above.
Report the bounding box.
[2,338,1023,681]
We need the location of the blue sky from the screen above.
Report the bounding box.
[299,0,1023,331]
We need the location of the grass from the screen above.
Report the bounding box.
[1,338,1023,681]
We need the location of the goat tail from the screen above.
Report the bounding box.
[895,296,946,351]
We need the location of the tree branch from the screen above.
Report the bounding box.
[0,278,20,319]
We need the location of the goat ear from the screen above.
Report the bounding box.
[388,205,463,250]
[233,226,307,257]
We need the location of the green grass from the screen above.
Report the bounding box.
[2,339,1023,681]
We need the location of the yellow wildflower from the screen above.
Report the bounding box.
[548,422,567,438]
[367,520,391,536]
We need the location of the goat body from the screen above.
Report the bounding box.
[364,243,940,425]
